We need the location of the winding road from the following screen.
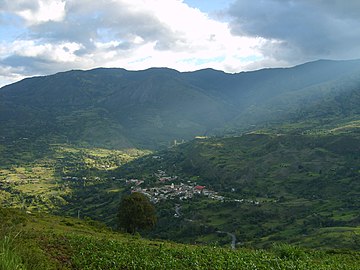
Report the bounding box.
[175,204,182,217]
[216,231,236,250]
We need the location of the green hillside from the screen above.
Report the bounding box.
[1,207,359,269]
[1,59,360,149]
[116,120,360,249]
[0,68,234,149]
[0,141,151,225]
[2,120,359,250]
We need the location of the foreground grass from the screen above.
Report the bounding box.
[1,208,360,270]
[0,235,26,270]
[64,235,359,270]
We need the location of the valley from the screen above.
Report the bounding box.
[1,117,359,250]
[1,59,360,268]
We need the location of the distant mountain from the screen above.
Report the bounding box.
[0,68,234,149]
[1,59,360,149]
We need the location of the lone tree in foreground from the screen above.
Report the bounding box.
[118,192,157,233]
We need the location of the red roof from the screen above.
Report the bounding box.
[195,185,206,190]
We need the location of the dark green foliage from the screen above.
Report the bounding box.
[118,192,157,233]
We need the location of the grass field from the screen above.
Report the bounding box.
[1,207,360,270]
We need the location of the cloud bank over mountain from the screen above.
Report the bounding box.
[0,0,359,87]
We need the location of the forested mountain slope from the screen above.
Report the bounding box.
[1,59,360,149]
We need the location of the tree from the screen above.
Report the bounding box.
[117,192,157,233]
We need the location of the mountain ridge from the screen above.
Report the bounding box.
[1,59,360,150]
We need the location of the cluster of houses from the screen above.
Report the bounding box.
[128,169,225,203]
[126,169,262,205]
[131,183,224,203]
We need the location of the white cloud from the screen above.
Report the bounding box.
[0,65,26,86]
[8,40,82,62]
[0,0,267,87]
[1,0,66,25]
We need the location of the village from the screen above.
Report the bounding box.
[126,169,223,203]
[131,182,225,203]
[127,169,260,205]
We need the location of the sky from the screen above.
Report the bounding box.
[1,0,360,87]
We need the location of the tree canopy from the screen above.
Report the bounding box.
[117,192,157,233]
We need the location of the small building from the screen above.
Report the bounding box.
[194,185,206,191]
[194,185,206,194]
